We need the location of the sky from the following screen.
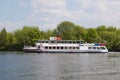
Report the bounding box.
[0,0,120,32]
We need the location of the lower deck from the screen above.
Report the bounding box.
[24,46,108,53]
[24,43,108,53]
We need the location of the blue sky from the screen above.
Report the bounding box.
[0,0,120,32]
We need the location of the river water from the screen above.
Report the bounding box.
[0,52,120,80]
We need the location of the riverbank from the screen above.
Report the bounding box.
[1,22,120,52]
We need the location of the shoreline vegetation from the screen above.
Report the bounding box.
[0,21,120,52]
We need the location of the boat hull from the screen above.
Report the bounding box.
[23,49,107,53]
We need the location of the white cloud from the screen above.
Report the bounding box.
[74,0,120,27]
[0,0,119,32]
[26,0,120,30]
[27,0,87,30]
[27,0,72,25]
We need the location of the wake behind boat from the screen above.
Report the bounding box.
[23,37,108,53]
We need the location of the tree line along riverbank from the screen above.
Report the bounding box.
[0,21,120,51]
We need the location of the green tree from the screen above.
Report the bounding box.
[14,29,24,50]
[53,21,75,40]
[106,26,116,32]
[86,28,99,43]
[111,29,120,51]
[73,25,86,40]
[0,28,7,50]
[44,30,54,40]
[6,32,17,50]
[96,25,106,34]
[99,31,116,50]
[14,26,41,50]
[22,26,41,45]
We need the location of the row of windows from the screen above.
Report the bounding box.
[88,47,106,50]
[44,46,80,50]
[39,46,106,50]
[37,40,83,44]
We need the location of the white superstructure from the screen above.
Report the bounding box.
[23,39,108,53]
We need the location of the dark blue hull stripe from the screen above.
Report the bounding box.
[24,50,107,53]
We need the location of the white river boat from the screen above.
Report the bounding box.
[23,37,108,53]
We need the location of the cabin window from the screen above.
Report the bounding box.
[88,47,92,49]
[76,47,79,49]
[53,46,56,49]
[61,47,64,49]
[38,46,40,49]
[69,47,72,49]
[73,47,75,49]
[50,41,54,43]
[42,41,44,43]
[73,41,76,43]
[62,41,64,43]
[45,41,48,43]
[57,41,61,43]
[70,41,72,43]
[64,41,67,44]
[65,47,67,49]
[57,47,59,49]
[77,41,80,44]
[67,41,70,43]
[93,47,96,49]
[100,47,105,50]
[49,47,52,49]
[97,47,100,50]
[45,46,48,49]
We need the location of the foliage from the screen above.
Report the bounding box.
[53,21,75,40]
[14,26,41,50]
[0,28,7,50]
[86,28,99,43]
[0,21,120,51]
[73,25,87,40]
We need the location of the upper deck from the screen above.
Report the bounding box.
[37,40,84,44]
